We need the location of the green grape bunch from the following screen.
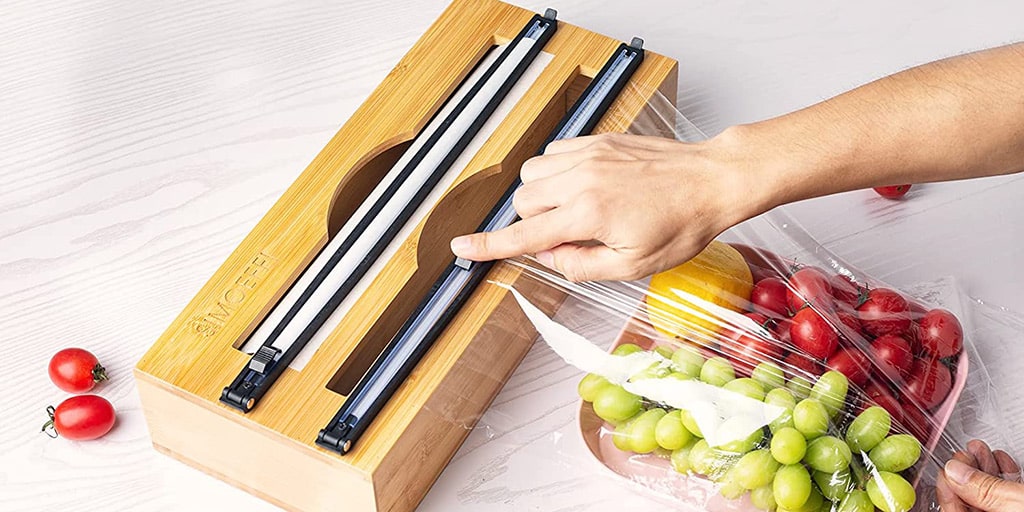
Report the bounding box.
[579,343,928,512]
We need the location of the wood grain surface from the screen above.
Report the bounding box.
[3,1,1024,511]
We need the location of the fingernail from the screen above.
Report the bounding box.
[946,459,974,485]
[450,236,471,256]
[536,250,554,268]
[968,439,984,455]
[994,449,1021,473]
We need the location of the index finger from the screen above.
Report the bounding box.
[519,150,591,183]
[450,208,594,261]
[541,135,605,155]
[968,440,1000,476]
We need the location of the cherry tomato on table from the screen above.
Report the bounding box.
[874,185,912,199]
[42,395,116,441]
[48,348,107,393]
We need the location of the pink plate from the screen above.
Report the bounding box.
[576,316,969,509]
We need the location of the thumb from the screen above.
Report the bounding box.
[945,459,1024,511]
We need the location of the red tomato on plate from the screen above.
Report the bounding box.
[786,267,833,312]
[918,309,964,358]
[784,352,822,379]
[904,357,953,410]
[857,288,911,337]
[871,334,914,380]
[751,277,790,317]
[722,313,783,376]
[790,307,840,360]
[830,274,865,307]
[826,347,871,388]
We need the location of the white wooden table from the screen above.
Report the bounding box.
[3,1,1023,510]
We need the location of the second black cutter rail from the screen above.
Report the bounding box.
[317,38,646,454]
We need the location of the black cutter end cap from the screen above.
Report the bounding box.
[220,384,255,413]
[543,8,557,20]
[317,425,353,455]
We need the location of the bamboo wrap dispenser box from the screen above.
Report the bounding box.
[134,0,678,510]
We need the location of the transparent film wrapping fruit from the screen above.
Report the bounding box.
[431,85,1018,512]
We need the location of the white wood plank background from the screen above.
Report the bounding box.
[2,1,1023,510]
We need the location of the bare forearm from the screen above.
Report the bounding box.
[721,42,1024,213]
[452,43,1024,281]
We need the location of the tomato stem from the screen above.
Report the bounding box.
[855,286,871,308]
[41,406,58,438]
[92,363,108,383]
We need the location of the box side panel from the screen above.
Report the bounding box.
[135,371,375,512]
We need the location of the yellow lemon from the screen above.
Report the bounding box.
[646,241,754,347]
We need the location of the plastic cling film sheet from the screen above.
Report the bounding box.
[499,262,979,512]
[421,84,1022,512]
[507,285,787,450]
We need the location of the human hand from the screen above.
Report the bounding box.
[936,439,1024,511]
[449,132,770,281]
